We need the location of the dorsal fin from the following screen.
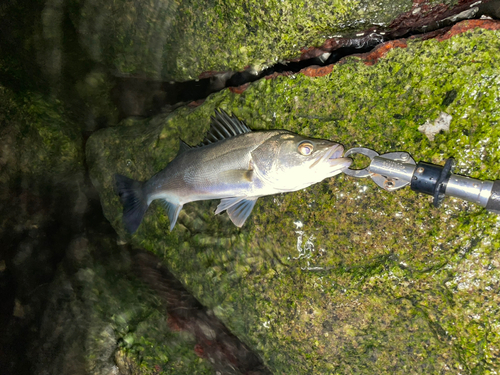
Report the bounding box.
[178,139,191,154]
[196,109,251,147]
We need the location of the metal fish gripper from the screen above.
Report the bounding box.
[342,147,500,214]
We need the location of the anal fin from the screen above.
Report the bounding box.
[160,199,183,231]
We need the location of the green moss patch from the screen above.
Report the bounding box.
[76,0,421,80]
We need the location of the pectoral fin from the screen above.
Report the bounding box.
[216,197,258,227]
[218,169,254,183]
[160,199,183,231]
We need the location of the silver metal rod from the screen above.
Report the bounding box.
[445,175,494,207]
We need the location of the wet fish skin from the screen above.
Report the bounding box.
[115,110,352,233]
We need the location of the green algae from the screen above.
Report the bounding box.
[75,0,419,81]
[87,28,500,373]
[0,86,84,187]
[33,235,214,375]
[0,78,211,373]
[84,256,214,375]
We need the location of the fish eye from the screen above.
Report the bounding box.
[298,141,314,156]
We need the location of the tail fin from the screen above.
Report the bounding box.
[114,174,149,233]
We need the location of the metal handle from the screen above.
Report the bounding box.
[485,180,500,214]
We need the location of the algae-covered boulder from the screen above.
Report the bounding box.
[0,84,85,235]
[0,78,212,374]
[70,0,443,80]
[0,87,83,185]
[87,23,500,373]
[31,236,215,375]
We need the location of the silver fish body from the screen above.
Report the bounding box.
[115,110,352,233]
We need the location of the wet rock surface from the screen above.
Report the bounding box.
[111,0,500,118]
[1,1,500,374]
[31,0,500,119]
[87,22,500,373]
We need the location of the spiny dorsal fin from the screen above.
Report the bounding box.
[196,109,251,147]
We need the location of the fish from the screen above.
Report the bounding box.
[115,109,352,233]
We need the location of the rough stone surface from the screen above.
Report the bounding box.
[30,239,215,375]
[0,80,212,374]
[61,0,464,81]
[87,23,500,373]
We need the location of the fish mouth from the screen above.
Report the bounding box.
[309,144,352,175]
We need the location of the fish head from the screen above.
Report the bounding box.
[251,132,352,192]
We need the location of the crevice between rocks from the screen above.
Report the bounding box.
[113,0,500,120]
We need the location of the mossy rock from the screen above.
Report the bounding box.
[0,83,85,234]
[87,26,500,373]
[27,233,214,375]
[74,0,454,80]
[0,86,83,184]
[0,81,209,373]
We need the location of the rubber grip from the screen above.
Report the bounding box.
[486,180,500,214]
